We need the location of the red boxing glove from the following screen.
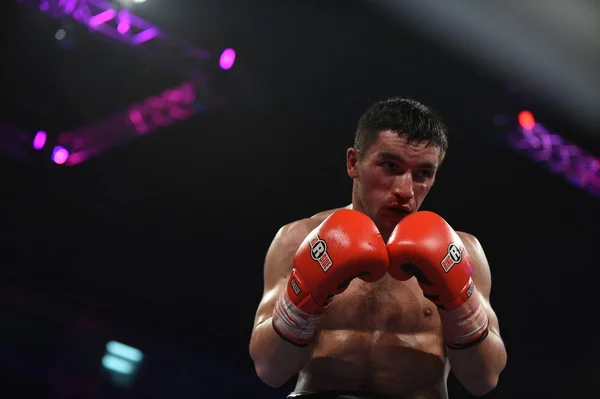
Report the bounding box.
[387,211,489,349]
[273,209,389,346]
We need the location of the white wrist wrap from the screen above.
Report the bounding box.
[272,291,321,346]
[439,290,489,349]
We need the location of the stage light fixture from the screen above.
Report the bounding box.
[219,48,236,70]
[51,146,69,164]
[101,340,144,388]
[33,131,47,150]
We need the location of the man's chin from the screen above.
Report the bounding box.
[383,208,410,224]
[377,213,408,238]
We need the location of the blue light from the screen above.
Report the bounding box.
[106,340,143,362]
[102,354,135,375]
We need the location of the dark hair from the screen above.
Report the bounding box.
[354,97,448,161]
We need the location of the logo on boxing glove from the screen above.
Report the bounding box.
[309,234,333,272]
[290,278,302,296]
[441,243,462,272]
[465,281,475,298]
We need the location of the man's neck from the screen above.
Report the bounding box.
[346,202,393,242]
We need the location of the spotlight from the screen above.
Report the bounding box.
[52,146,69,164]
[219,48,236,70]
[33,131,47,150]
[518,110,535,130]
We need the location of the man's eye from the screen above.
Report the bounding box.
[382,162,395,169]
[416,171,433,179]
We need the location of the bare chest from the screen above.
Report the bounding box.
[319,275,441,334]
[299,276,448,396]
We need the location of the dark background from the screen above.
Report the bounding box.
[1,1,598,398]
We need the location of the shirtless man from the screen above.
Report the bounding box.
[249,97,507,399]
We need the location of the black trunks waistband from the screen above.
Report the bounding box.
[287,391,407,399]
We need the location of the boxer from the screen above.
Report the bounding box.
[250,97,507,399]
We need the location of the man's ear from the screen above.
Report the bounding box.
[347,147,360,179]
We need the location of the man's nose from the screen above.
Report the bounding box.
[393,173,414,200]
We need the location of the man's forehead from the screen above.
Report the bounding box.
[373,135,440,160]
[377,130,436,147]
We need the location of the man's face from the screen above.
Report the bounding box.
[347,130,441,238]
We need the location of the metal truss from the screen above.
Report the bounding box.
[509,120,600,199]
[16,0,211,79]
[8,0,228,166]
[56,81,202,166]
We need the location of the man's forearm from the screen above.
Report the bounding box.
[249,317,312,387]
[438,291,507,397]
[447,329,507,396]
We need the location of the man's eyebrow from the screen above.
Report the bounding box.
[378,152,437,169]
[378,152,403,162]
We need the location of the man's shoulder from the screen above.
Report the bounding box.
[309,205,352,223]
[456,231,490,272]
[456,231,482,252]
[277,205,351,242]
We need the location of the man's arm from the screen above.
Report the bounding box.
[251,209,390,387]
[387,212,507,396]
[446,232,507,396]
[249,220,313,388]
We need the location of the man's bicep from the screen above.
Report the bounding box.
[459,232,502,335]
[253,221,309,328]
[458,232,492,299]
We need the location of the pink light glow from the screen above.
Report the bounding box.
[52,146,69,164]
[219,48,236,70]
[117,11,130,35]
[132,27,160,45]
[66,151,87,165]
[129,107,149,134]
[33,131,47,150]
[56,81,198,166]
[63,0,78,15]
[129,82,196,134]
[88,9,117,28]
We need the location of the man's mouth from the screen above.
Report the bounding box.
[387,207,410,217]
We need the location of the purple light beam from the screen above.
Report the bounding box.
[510,120,599,199]
[56,81,198,166]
